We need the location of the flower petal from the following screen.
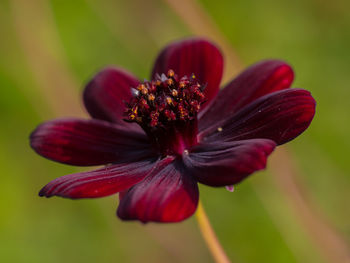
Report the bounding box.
[199,60,294,130]
[117,156,199,223]
[151,38,223,108]
[39,158,157,199]
[83,67,141,127]
[201,89,316,145]
[183,139,276,186]
[30,118,154,166]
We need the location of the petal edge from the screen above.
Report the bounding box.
[30,118,153,166]
[183,139,276,186]
[151,38,223,109]
[83,67,140,127]
[117,157,199,223]
[199,60,294,130]
[201,89,316,145]
[39,158,157,199]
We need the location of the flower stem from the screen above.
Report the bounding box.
[195,201,231,263]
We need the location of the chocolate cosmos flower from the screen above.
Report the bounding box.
[30,38,316,223]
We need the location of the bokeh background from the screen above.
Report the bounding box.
[0,0,349,262]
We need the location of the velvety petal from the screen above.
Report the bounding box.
[151,38,223,108]
[39,158,157,199]
[30,118,154,166]
[182,139,276,186]
[201,89,316,145]
[117,156,199,223]
[83,67,141,127]
[199,60,294,130]
[118,189,129,201]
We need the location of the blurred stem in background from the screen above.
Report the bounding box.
[196,201,231,263]
[163,0,350,262]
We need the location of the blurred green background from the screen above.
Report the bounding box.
[0,0,349,262]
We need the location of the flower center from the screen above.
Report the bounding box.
[124,69,206,156]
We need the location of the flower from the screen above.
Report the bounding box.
[30,38,316,223]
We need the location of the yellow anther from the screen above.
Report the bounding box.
[129,114,136,120]
[179,82,186,88]
[141,86,148,95]
[167,78,174,85]
[192,74,196,79]
[155,80,161,86]
[166,97,173,105]
[217,127,223,132]
[137,84,146,91]
[167,69,175,77]
[171,89,178,97]
[148,94,155,101]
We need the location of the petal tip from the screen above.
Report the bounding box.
[38,186,52,198]
[83,67,140,123]
[151,37,223,109]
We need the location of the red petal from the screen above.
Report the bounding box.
[117,157,199,223]
[201,89,316,145]
[151,38,223,108]
[39,158,157,198]
[199,60,294,130]
[83,67,141,128]
[30,118,154,166]
[183,139,276,186]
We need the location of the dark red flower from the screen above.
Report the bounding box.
[30,38,316,223]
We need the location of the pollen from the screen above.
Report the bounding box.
[167,69,175,77]
[137,84,146,91]
[167,78,174,86]
[166,97,173,105]
[141,86,148,95]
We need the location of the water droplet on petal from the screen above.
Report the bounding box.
[225,185,234,192]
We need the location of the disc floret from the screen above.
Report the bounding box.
[125,70,206,155]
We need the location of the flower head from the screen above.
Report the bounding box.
[30,38,316,223]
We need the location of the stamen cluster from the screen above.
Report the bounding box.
[125,70,205,129]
